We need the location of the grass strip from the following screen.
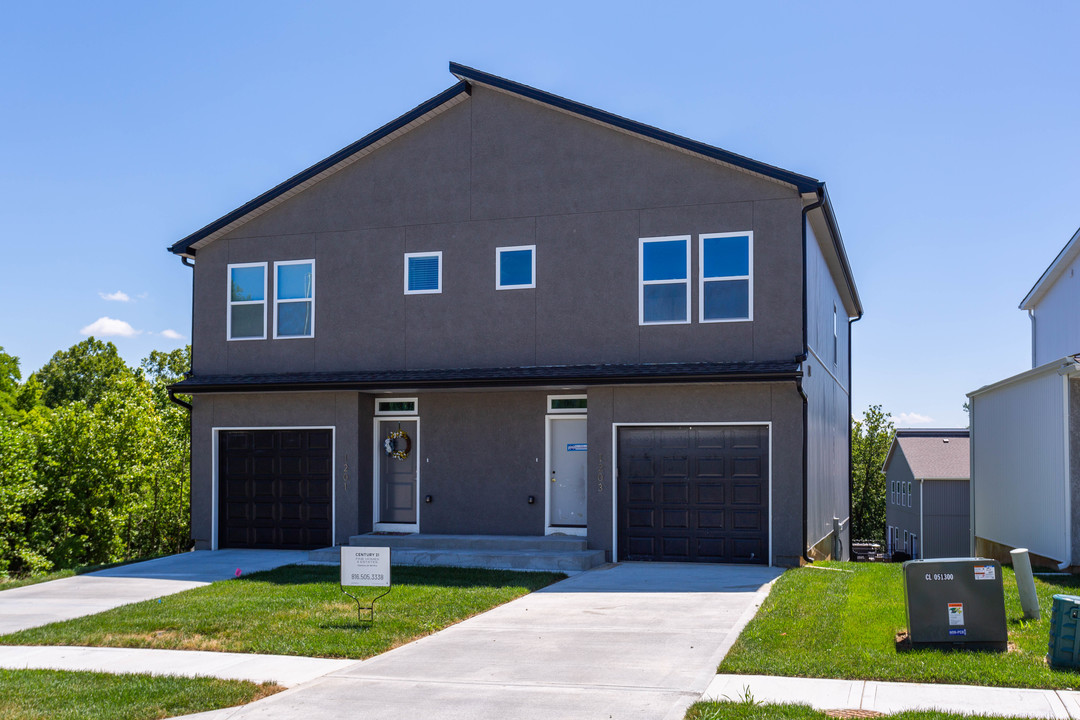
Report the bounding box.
[687,700,1045,720]
[720,562,1080,689]
[1,564,564,658]
[0,668,280,720]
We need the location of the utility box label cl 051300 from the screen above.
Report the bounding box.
[902,558,1007,651]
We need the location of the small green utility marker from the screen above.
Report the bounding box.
[340,546,391,624]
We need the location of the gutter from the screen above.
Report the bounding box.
[799,191,825,564]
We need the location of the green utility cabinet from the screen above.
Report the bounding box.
[902,558,1007,651]
[1049,594,1080,667]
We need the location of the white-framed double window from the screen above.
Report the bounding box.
[405,252,442,294]
[274,260,315,339]
[227,262,267,340]
[639,236,690,325]
[699,232,752,322]
[496,245,536,290]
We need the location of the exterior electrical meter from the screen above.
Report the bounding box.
[902,558,1007,651]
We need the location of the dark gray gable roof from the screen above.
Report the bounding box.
[170,360,800,394]
[169,63,825,257]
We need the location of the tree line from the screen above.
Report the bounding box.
[0,338,191,576]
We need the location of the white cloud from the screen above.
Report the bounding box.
[159,329,184,340]
[80,317,140,338]
[896,412,935,426]
[99,291,131,302]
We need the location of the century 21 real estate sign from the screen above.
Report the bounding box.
[340,547,390,587]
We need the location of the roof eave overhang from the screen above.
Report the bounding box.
[1020,225,1080,311]
[170,369,801,395]
[967,354,1080,399]
[803,187,863,319]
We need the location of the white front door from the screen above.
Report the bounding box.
[375,418,419,532]
[547,417,587,533]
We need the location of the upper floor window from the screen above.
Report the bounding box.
[405,252,442,294]
[833,304,839,366]
[699,232,752,322]
[228,262,267,341]
[274,260,315,339]
[639,236,690,325]
[496,245,535,290]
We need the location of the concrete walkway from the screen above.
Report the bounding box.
[0,645,354,687]
[705,674,1080,719]
[165,562,783,720]
[0,550,309,634]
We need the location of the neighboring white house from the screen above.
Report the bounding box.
[968,225,1080,570]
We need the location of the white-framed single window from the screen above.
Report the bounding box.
[405,252,442,294]
[699,232,752,322]
[907,481,912,507]
[639,236,690,325]
[274,259,314,339]
[227,262,267,340]
[496,245,536,290]
[376,397,418,416]
[832,304,839,366]
[547,394,587,413]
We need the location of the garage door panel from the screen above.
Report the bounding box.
[619,425,768,564]
[663,509,689,528]
[219,429,333,550]
[732,483,762,505]
[696,483,725,504]
[662,482,689,503]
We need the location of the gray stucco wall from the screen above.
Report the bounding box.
[586,382,805,566]
[885,456,919,554]
[923,479,970,558]
[190,392,362,550]
[190,84,804,377]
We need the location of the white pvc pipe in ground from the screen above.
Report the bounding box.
[1011,548,1040,620]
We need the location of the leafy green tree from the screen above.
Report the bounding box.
[851,404,894,543]
[0,347,21,418]
[36,337,131,409]
[140,346,191,385]
[0,418,46,574]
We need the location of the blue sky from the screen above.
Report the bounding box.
[1,2,1077,428]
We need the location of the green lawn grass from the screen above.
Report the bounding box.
[720,562,1080,689]
[686,700,1045,720]
[0,564,564,658]
[0,668,280,720]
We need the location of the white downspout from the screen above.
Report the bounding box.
[919,479,924,560]
[1029,309,1036,369]
[1060,366,1076,570]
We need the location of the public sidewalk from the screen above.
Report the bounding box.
[705,674,1080,719]
[0,645,355,687]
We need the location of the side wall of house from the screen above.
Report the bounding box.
[1033,253,1080,367]
[922,479,970,558]
[885,457,919,555]
[804,219,851,557]
[970,369,1069,564]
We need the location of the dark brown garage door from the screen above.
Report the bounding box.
[618,425,768,563]
[218,429,333,549]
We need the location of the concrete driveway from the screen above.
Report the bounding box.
[0,550,308,634]
[206,562,781,720]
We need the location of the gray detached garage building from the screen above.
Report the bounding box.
[168,63,862,567]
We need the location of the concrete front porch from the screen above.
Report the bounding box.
[308,534,606,573]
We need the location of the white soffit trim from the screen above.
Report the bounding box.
[189,93,470,252]
[967,354,1080,399]
[1021,225,1080,310]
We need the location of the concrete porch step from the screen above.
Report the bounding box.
[307,533,605,573]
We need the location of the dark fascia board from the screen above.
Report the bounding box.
[170,362,800,394]
[167,80,471,256]
[815,185,863,318]
[450,62,822,195]
[894,428,969,437]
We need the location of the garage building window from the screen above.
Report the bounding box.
[699,232,752,322]
[228,262,267,340]
[639,236,690,325]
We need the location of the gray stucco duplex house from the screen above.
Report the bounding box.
[168,63,862,567]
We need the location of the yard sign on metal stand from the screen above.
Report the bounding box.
[340,546,391,623]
